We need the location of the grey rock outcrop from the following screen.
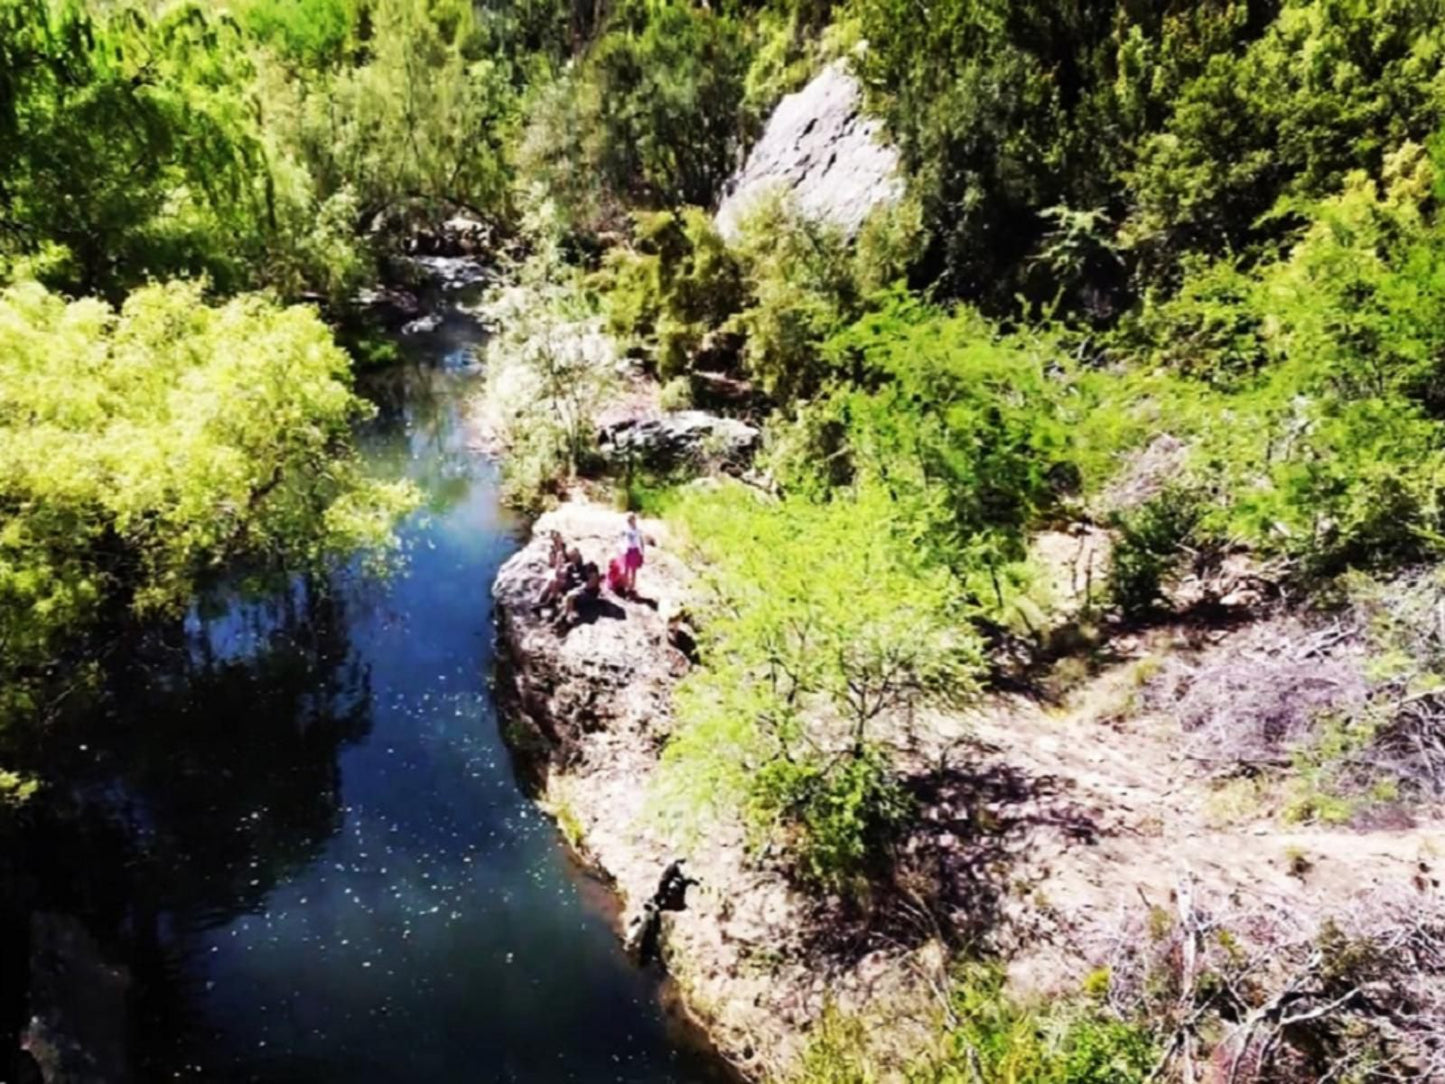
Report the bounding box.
[22,912,131,1084]
[407,214,493,256]
[404,255,492,292]
[597,411,759,471]
[351,284,422,327]
[715,59,903,240]
[491,502,692,767]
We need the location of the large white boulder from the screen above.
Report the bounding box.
[715,59,904,240]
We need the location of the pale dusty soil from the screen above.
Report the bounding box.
[930,633,1445,997]
[491,502,1444,1080]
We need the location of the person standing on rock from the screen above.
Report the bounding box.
[621,512,644,595]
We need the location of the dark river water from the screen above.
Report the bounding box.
[2,308,727,1083]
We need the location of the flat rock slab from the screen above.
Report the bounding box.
[597,410,760,471]
[492,502,693,752]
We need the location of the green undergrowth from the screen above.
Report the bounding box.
[653,481,982,893]
[786,966,1156,1084]
[644,139,1445,883]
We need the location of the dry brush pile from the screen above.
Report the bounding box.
[1090,876,1445,1082]
[1146,570,1445,819]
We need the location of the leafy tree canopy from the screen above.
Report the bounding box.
[0,278,415,730]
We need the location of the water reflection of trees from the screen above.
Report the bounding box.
[2,573,372,1080]
[358,351,483,521]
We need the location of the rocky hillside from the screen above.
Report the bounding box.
[491,501,941,1077]
[489,498,1445,1080]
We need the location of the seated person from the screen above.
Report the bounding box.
[556,561,601,630]
[534,546,583,615]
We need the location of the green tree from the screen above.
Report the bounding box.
[0,0,266,295]
[0,278,415,734]
[1124,0,1445,274]
[516,0,752,231]
[660,484,981,890]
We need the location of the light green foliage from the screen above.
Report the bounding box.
[1127,144,1445,577]
[0,769,39,805]
[658,375,694,410]
[750,748,911,891]
[0,278,416,728]
[1284,711,1371,825]
[0,0,266,295]
[924,967,1155,1084]
[786,1006,877,1084]
[1125,0,1445,268]
[731,195,917,401]
[1129,256,1270,387]
[786,966,1156,1083]
[659,483,981,889]
[739,5,816,129]
[771,298,1086,634]
[851,0,1235,307]
[726,195,862,400]
[237,0,356,67]
[479,258,616,510]
[594,193,922,393]
[254,0,517,231]
[823,300,1077,548]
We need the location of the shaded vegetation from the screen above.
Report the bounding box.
[0,279,413,751]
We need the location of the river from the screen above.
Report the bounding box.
[3,303,729,1083]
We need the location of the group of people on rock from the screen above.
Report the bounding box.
[532,512,646,632]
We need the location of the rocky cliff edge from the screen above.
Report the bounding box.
[715,59,904,241]
[490,499,935,1078]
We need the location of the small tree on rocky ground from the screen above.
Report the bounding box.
[658,483,983,894]
[480,261,617,508]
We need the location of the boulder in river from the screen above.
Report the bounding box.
[403,254,492,292]
[715,59,904,240]
[406,214,493,256]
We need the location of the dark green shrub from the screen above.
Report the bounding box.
[597,207,744,376]
[1108,486,1207,617]
[751,748,912,892]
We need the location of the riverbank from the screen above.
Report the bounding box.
[5,306,735,1084]
[490,500,944,1079]
[489,493,1445,1081]
[465,200,1445,1080]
